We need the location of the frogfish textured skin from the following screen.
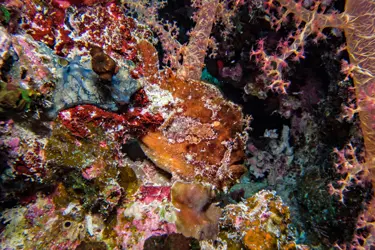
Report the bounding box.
[140,74,246,189]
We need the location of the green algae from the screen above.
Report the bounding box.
[0,5,10,24]
[0,80,43,116]
[0,81,28,112]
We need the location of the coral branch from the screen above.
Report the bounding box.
[328,143,369,204]
[250,0,348,94]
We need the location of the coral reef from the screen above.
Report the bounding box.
[0,0,373,249]
[1,184,107,249]
[0,81,38,114]
[114,185,176,249]
[220,190,301,249]
[0,25,140,119]
[44,90,163,214]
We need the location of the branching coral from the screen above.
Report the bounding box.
[256,0,375,168]
[328,143,369,204]
[125,0,241,80]
[248,0,375,246]
[250,0,347,94]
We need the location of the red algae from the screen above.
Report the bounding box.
[58,102,163,140]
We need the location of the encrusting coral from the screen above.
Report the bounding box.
[220,190,304,250]
[114,185,177,249]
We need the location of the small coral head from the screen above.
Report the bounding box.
[91,53,116,74]
[90,46,117,81]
